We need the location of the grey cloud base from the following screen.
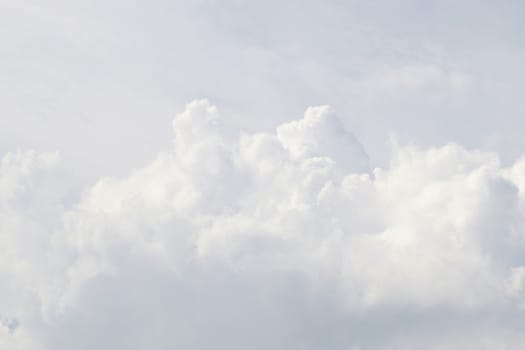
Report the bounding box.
[2,101,525,349]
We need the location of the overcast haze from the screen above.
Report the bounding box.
[2,1,525,349]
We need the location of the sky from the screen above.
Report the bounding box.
[1,1,525,349]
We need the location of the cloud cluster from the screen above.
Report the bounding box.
[2,100,525,349]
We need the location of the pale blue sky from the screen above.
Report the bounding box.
[2,0,524,181]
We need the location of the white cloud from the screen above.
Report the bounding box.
[277,105,369,174]
[2,101,525,349]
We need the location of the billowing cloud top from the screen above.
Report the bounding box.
[2,101,525,349]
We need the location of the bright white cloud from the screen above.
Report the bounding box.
[2,101,525,349]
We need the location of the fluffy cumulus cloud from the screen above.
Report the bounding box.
[2,100,525,349]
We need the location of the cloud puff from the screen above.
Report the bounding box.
[2,100,525,349]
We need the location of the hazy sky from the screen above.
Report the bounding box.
[2,1,525,349]
[2,0,525,178]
